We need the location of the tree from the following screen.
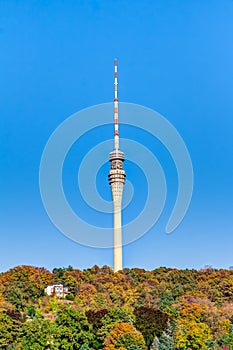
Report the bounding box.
[158,331,174,350]
[97,307,134,346]
[27,305,36,319]
[104,322,146,350]
[157,322,174,350]
[102,307,134,326]
[79,344,90,350]
[158,293,177,317]
[86,309,109,349]
[174,319,212,350]
[76,283,97,307]
[134,307,169,349]
[0,312,19,349]
[217,327,233,349]
[53,267,65,279]
[19,317,59,349]
[3,284,28,311]
[1,266,53,311]
[55,306,93,349]
[86,309,109,329]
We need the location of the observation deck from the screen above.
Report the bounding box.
[108,150,126,186]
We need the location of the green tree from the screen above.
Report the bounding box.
[4,284,28,311]
[158,293,177,317]
[53,267,65,279]
[55,306,93,349]
[79,344,90,350]
[0,312,20,349]
[129,346,145,350]
[19,317,59,349]
[27,305,36,319]
[217,329,233,349]
[159,331,174,350]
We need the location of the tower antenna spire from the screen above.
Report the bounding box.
[114,59,119,150]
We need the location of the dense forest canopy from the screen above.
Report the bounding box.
[0,265,233,349]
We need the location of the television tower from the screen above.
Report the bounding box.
[108,59,126,272]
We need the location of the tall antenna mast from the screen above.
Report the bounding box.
[114,59,119,150]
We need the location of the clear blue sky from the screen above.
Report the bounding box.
[1,0,233,272]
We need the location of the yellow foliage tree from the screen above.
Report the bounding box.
[174,319,212,350]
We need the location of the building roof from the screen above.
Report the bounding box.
[46,282,68,288]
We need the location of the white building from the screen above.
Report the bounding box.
[44,282,68,297]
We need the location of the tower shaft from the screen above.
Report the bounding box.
[113,184,123,272]
[108,59,126,272]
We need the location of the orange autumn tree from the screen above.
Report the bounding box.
[104,322,146,350]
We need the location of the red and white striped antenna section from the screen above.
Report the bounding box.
[114,59,119,150]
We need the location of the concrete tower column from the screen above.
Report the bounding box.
[112,182,124,271]
[109,155,125,272]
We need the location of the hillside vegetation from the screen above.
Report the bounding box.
[0,265,233,349]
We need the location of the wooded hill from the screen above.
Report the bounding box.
[0,265,233,349]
